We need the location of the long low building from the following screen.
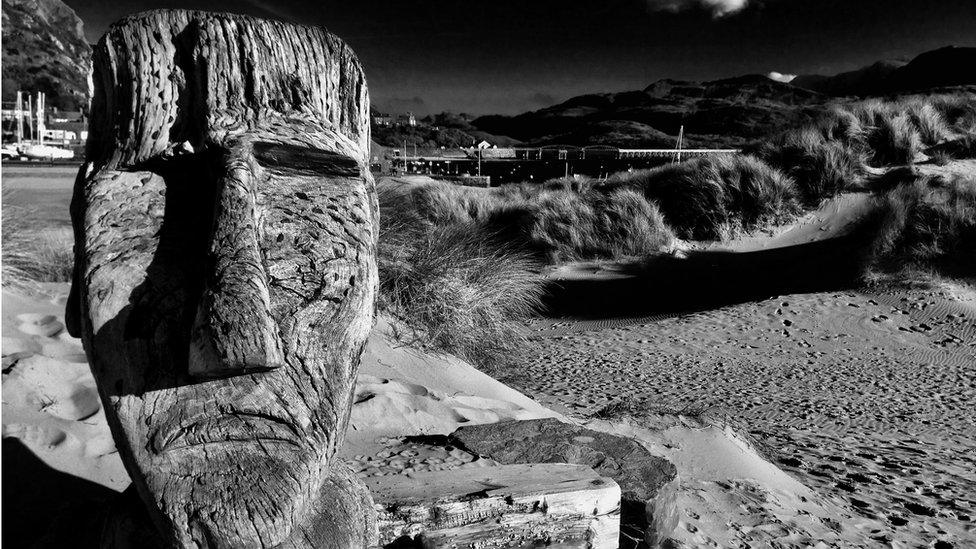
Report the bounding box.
[389,145,740,184]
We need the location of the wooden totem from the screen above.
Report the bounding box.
[66,10,378,548]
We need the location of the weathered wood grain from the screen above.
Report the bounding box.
[450,419,679,549]
[367,463,622,548]
[66,9,378,548]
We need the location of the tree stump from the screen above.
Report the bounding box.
[66,10,378,548]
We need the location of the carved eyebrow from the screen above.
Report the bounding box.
[252,141,361,177]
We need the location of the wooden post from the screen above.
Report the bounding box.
[68,10,378,548]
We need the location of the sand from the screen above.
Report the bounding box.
[2,283,856,547]
[4,167,974,547]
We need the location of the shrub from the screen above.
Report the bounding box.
[604,154,800,240]
[869,174,976,278]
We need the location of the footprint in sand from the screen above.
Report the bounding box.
[16,314,65,338]
[2,423,68,448]
[84,433,118,458]
[2,336,43,357]
[2,355,101,421]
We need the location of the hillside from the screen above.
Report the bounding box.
[1,0,92,110]
[472,75,826,149]
[371,110,521,149]
[471,46,976,149]
[792,46,976,96]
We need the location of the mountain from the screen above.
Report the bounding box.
[1,0,92,110]
[792,60,907,96]
[792,46,976,96]
[472,75,825,149]
[472,46,976,149]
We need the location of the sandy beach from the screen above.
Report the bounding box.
[3,166,975,547]
[508,277,976,547]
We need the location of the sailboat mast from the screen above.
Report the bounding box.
[37,92,45,146]
[27,94,33,142]
[15,90,23,143]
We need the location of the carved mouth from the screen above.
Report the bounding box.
[154,411,303,454]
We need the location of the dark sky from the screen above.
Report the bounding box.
[65,0,976,115]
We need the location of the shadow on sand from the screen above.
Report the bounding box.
[1,438,123,548]
[542,230,877,318]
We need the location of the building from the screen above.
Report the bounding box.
[395,112,417,127]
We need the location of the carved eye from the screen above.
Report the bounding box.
[251,142,360,177]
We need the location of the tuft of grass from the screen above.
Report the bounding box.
[398,179,676,261]
[377,182,545,371]
[868,111,923,166]
[541,174,595,193]
[508,188,675,262]
[868,174,976,279]
[906,102,952,146]
[930,94,976,133]
[603,154,800,240]
[2,195,75,291]
[758,122,867,204]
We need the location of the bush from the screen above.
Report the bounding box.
[377,182,545,370]
[869,174,976,278]
[603,154,800,240]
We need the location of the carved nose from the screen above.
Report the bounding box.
[188,151,285,379]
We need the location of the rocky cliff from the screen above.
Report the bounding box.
[2,0,91,110]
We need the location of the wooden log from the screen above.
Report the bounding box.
[65,9,379,548]
[450,419,679,549]
[367,464,621,548]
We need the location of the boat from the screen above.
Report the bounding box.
[19,143,74,160]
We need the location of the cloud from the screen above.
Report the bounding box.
[645,0,751,18]
[767,71,796,83]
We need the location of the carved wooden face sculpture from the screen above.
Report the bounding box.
[66,11,377,548]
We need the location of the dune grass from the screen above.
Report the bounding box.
[2,195,74,292]
[757,120,867,205]
[376,182,545,370]
[399,178,676,261]
[499,187,675,261]
[868,174,976,280]
[756,95,975,204]
[602,154,800,240]
[866,110,924,167]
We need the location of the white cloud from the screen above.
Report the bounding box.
[646,0,751,18]
[767,71,797,83]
